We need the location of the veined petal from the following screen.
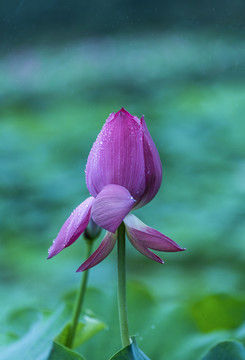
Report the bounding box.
[91,184,135,233]
[86,108,146,201]
[76,231,117,271]
[127,231,164,263]
[135,116,162,209]
[48,197,94,259]
[124,213,185,252]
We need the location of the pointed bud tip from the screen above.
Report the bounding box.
[115,107,132,117]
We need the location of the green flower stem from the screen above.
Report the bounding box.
[65,240,93,349]
[117,222,130,348]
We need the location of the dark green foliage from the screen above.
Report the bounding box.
[202,341,245,360]
[48,342,86,360]
[110,337,150,360]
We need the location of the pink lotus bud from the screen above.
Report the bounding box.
[86,108,162,209]
[48,108,185,270]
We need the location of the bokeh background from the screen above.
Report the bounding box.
[1,1,245,359]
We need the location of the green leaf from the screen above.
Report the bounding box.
[55,315,106,349]
[110,337,151,360]
[190,294,245,332]
[48,341,86,360]
[4,308,42,339]
[202,340,245,360]
[0,305,69,360]
[0,308,44,345]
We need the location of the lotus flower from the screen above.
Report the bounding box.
[48,108,185,271]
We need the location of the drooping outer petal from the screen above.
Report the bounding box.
[76,231,117,272]
[86,108,146,202]
[134,116,163,209]
[124,214,185,262]
[48,197,94,259]
[91,184,135,233]
[127,234,164,263]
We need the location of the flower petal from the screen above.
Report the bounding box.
[124,213,185,252]
[48,197,94,259]
[86,108,146,201]
[134,116,163,209]
[91,184,135,233]
[127,232,164,263]
[76,231,117,271]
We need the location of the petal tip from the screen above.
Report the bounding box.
[46,197,94,260]
[115,107,137,120]
[119,107,128,114]
[47,247,55,259]
[175,245,186,252]
[47,249,58,259]
[76,266,85,272]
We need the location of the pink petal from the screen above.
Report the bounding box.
[48,197,94,259]
[91,184,135,233]
[86,108,146,202]
[127,231,164,263]
[134,116,163,209]
[76,231,117,271]
[124,213,185,254]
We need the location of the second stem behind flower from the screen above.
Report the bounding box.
[65,240,93,348]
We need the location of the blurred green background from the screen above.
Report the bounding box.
[0,1,245,359]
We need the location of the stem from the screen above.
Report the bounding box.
[117,222,130,347]
[65,240,93,348]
